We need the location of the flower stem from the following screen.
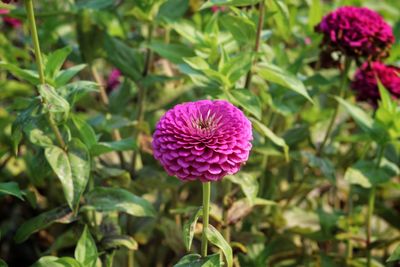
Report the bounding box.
[244,0,265,89]
[24,0,66,150]
[317,57,351,156]
[201,181,211,257]
[366,145,385,266]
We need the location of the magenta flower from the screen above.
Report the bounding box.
[152,100,252,182]
[315,6,394,60]
[0,9,21,28]
[351,62,400,105]
[106,68,122,92]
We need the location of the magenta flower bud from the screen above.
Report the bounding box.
[107,69,121,92]
[351,62,400,105]
[315,6,394,61]
[152,100,253,182]
[0,9,21,28]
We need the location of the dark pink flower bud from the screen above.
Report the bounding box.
[107,69,122,92]
[152,100,253,182]
[351,62,400,105]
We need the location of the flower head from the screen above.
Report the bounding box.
[351,62,400,105]
[152,100,252,182]
[315,6,394,61]
[107,68,122,92]
[0,9,21,28]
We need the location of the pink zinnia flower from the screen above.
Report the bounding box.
[351,62,400,105]
[211,6,227,13]
[106,68,122,92]
[0,9,21,28]
[315,6,394,60]
[152,100,252,182]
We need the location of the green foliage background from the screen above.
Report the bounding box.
[0,0,399,266]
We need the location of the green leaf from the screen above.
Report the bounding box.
[38,84,70,121]
[83,187,156,217]
[344,160,395,188]
[101,235,138,251]
[149,42,195,64]
[0,259,7,267]
[250,118,289,161]
[183,57,210,71]
[174,253,220,267]
[206,225,233,267]
[75,226,98,267]
[0,182,24,200]
[201,0,259,9]
[157,0,189,20]
[302,152,335,183]
[256,62,312,102]
[230,89,261,120]
[0,62,39,85]
[55,64,87,87]
[45,46,73,79]
[15,206,74,243]
[387,244,400,262]
[220,15,256,44]
[226,173,258,204]
[90,138,137,156]
[71,115,97,149]
[58,81,98,105]
[104,35,143,81]
[269,0,290,40]
[76,0,114,9]
[31,256,82,267]
[308,0,322,31]
[183,206,202,251]
[45,139,90,211]
[335,97,374,133]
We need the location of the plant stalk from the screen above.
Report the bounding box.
[366,145,385,266]
[24,0,66,150]
[317,57,351,156]
[201,181,211,257]
[244,0,265,89]
[90,65,126,168]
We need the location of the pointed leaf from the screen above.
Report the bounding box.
[90,138,137,156]
[55,64,87,87]
[256,62,312,102]
[75,226,98,267]
[84,187,156,217]
[250,118,289,161]
[335,97,374,133]
[174,253,220,267]
[0,182,24,200]
[230,89,261,120]
[45,46,73,79]
[15,206,74,243]
[183,206,202,251]
[45,139,90,211]
[206,225,233,267]
[101,235,138,251]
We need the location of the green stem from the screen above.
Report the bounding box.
[201,182,211,257]
[131,23,154,176]
[24,0,66,150]
[366,145,385,266]
[346,185,353,263]
[105,250,116,267]
[222,180,232,243]
[244,0,265,89]
[317,57,351,156]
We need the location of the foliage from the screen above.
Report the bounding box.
[0,0,399,266]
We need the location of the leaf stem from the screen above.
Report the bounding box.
[24,0,66,150]
[201,181,211,257]
[244,0,265,89]
[317,57,351,155]
[90,65,126,168]
[366,145,385,266]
